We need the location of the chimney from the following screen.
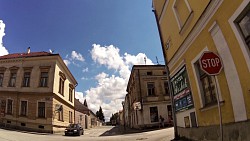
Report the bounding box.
[27,47,30,54]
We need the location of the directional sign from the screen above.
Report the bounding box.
[199,51,223,75]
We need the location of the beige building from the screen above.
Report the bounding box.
[0,50,77,133]
[126,65,172,129]
[75,98,102,129]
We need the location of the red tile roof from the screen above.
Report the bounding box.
[75,98,90,115]
[0,52,55,60]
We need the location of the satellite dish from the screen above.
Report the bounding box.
[49,49,54,54]
[55,104,62,111]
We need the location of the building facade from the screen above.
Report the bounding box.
[153,0,250,140]
[126,65,172,129]
[0,50,77,133]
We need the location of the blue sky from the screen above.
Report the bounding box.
[0,0,164,120]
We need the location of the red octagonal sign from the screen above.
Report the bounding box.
[199,51,223,75]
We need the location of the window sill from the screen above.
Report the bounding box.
[37,117,46,119]
[19,115,28,117]
[199,100,225,112]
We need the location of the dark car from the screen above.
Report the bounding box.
[65,123,84,136]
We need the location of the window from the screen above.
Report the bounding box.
[38,102,45,118]
[237,7,250,50]
[69,111,73,123]
[23,72,31,87]
[20,101,27,116]
[69,88,73,102]
[164,81,170,96]
[0,73,3,86]
[197,63,217,106]
[150,107,159,122]
[59,78,64,95]
[9,73,17,87]
[7,99,13,114]
[172,0,193,31]
[59,71,66,96]
[147,82,155,96]
[58,106,63,121]
[147,72,152,75]
[40,72,48,87]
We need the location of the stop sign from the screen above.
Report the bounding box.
[199,51,223,75]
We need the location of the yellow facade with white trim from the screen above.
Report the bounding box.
[153,0,250,140]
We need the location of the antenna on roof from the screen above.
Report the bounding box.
[27,47,31,54]
[156,56,159,65]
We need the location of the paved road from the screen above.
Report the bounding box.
[0,126,175,141]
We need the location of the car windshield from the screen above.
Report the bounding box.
[68,124,77,128]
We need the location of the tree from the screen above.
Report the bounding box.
[96,106,105,122]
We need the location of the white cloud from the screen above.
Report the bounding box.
[83,44,154,121]
[81,77,89,80]
[75,91,85,104]
[0,20,8,56]
[82,67,89,73]
[63,59,71,66]
[71,51,84,62]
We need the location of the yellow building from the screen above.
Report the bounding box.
[152,0,250,140]
[0,49,77,133]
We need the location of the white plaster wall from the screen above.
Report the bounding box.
[176,108,195,127]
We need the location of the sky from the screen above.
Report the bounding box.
[0,0,164,121]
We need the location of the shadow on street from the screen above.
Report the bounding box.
[100,125,171,136]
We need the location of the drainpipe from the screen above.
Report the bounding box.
[152,8,179,140]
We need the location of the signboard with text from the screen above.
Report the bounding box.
[171,66,194,112]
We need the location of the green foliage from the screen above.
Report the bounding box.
[96,106,105,122]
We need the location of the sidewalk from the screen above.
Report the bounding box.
[117,125,189,141]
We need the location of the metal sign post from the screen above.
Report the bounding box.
[199,51,223,141]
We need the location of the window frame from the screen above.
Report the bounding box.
[150,106,159,123]
[8,72,17,87]
[191,48,223,109]
[20,100,28,116]
[172,0,193,33]
[147,82,155,96]
[164,81,170,96]
[229,0,250,71]
[69,88,73,102]
[40,72,49,87]
[0,73,4,87]
[58,106,64,121]
[69,111,73,123]
[6,99,13,115]
[196,62,217,106]
[37,101,46,118]
[22,72,31,87]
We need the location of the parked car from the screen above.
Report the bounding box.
[65,123,84,136]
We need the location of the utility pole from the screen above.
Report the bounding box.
[152,8,179,140]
